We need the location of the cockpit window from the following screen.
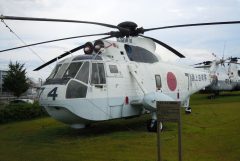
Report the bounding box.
[65,62,89,99]
[63,62,83,79]
[54,63,69,79]
[75,62,90,84]
[47,64,62,79]
[91,63,106,84]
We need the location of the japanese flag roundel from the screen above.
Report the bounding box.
[167,72,177,91]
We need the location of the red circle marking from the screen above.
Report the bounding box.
[167,72,177,91]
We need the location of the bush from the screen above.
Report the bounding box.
[0,101,47,124]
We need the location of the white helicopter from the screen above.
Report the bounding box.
[1,15,240,131]
[226,57,240,90]
[194,56,240,98]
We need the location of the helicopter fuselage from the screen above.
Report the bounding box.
[38,37,212,128]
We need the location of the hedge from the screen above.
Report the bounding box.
[0,101,47,123]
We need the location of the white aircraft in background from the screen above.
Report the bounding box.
[195,56,240,98]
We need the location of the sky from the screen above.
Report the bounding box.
[0,0,240,81]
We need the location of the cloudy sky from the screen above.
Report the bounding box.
[0,0,240,81]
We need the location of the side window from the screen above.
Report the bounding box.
[109,65,118,73]
[91,63,106,84]
[225,79,229,84]
[124,44,158,63]
[75,62,89,84]
[155,75,162,90]
[98,63,106,84]
[91,63,99,84]
[66,80,87,98]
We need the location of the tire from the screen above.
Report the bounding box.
[185,106,192,114]
[147,119,163,132]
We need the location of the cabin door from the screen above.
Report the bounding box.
[106,63,124,119]
[88,62,109,119]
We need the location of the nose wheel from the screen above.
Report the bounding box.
[147,119,163,132]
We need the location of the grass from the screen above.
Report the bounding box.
[0,92,240,161]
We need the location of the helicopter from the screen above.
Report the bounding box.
[194,56,240,98]
[1,15,240,132]
[227,57,240,90]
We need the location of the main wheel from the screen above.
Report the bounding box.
[147,119,163,132]
[185,106,192,114]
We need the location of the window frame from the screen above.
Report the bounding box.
[91,62,106,85]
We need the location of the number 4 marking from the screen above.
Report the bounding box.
[47,87,58,100]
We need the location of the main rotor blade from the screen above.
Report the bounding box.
[0,15,121,30]
[144,21,240,32]
[33,36,112,71]
[195,65,211,68]
[193,62,203,65]
[0,33,110,53]
[33,45,84,71]
[140,35,185,58]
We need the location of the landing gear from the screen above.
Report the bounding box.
[208,95,215,99]
[147,112,163,132]
[147,119,163,132]
[183,97,191,114]
[185,106,192,114]
[85,123,91,128]
[208,91,220,99]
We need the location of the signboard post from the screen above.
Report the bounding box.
[156,101,182,161]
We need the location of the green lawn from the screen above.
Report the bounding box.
[0,92,240,161]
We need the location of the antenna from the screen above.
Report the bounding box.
[221,42,227,67]
[222,41,226,59]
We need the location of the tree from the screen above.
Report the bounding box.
[3,61,29,97]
